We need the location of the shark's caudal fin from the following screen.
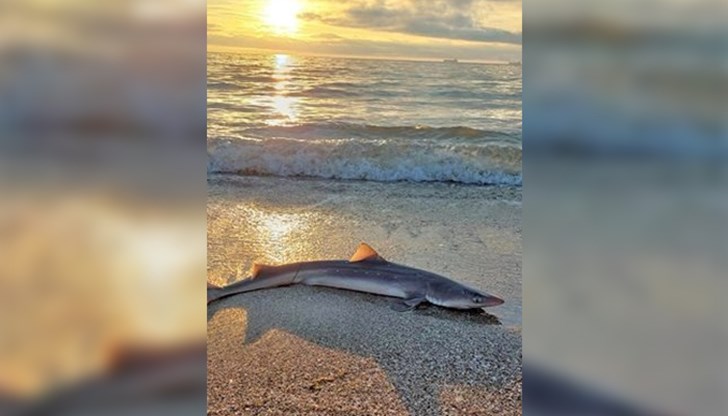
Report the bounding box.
[207,264,286,305]
[349,242,387,263]
[207,282,224,304]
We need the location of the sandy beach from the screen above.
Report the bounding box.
[207,175,522,415]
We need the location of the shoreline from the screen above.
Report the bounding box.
[208,172,523,188]
[208,174,522,415]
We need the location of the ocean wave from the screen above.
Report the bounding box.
[239,122,519,142]
[207,81,240,90]
[285,86,360,98]
[208,136,521,185]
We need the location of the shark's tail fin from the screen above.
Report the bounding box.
[207,282,225,304]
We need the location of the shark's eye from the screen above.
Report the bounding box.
[472,295,483,304]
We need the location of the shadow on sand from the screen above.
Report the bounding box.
[207,286,520,416]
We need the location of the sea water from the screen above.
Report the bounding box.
[208,52,521,185]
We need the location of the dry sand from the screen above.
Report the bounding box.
[207,175,522,415]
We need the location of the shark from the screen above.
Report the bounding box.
[207,243,504,311]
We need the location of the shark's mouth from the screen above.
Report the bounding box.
[428,297,504,310]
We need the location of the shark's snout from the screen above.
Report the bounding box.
[430,286,505,309]
[470,293,504,307]
[480,295,504,307]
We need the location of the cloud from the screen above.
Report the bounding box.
[312,32,345,40]
[208,30,521,62]
[403,20,521,44]
[301,0,521,45]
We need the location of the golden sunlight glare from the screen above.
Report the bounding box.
[263,0,302,34]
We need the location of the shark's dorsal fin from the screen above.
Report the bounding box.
[250,263,274,278]
[349,242,387,263]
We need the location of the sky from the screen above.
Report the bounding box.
[208,0,522,62]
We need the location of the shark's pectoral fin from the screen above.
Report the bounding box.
[391,296,426,312]
[350,242,388,263]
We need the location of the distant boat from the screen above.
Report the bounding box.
[443,58,458,63]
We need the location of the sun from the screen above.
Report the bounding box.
[263,0,302,35]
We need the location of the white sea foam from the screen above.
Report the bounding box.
[208,137,522,185]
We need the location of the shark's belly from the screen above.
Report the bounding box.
[300,272,409,299]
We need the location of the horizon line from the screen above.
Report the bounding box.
[208,44,520,65]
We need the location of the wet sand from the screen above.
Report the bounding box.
[207,175,522,415]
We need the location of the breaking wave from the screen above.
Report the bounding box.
[208,135,522,186]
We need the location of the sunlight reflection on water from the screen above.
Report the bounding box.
[269,54,299,125]
[270,96,298,124]
[208,203,330,285]
[244,205,312,264]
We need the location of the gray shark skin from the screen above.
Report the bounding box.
[207,243,504,311]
